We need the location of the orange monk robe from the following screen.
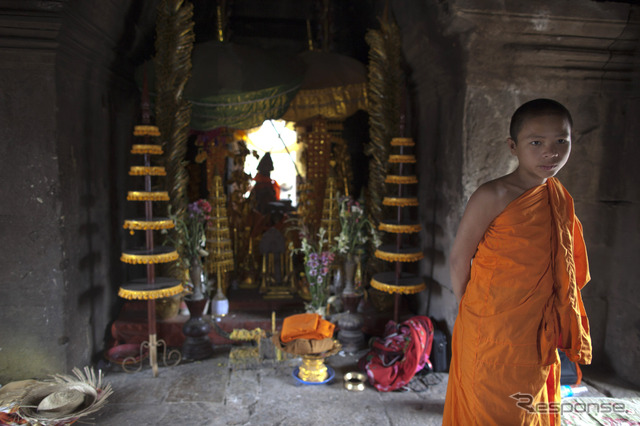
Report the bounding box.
[280,313,335,343]
[443,177,591,426]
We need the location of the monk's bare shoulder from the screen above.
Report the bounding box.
[476,175,528,217]
[466,178,512,225]
[454,175,525,260]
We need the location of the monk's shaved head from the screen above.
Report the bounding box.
[510,99,573,142]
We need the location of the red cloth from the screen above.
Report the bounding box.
[0,413,27,425]
[360,316,434,392]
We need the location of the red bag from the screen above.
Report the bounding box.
[359,316,434,392]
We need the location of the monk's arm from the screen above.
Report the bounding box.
[449,184,500,303]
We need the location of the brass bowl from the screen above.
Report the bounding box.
[343,371,367,391]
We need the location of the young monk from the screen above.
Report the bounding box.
[442,99,592,425]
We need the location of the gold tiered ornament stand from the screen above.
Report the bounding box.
[118,120,182,377]
[327,120,353,197]
[206,175,234,319]
[371,137,426,323]
[320,162,341,250]
[295,116,332,234]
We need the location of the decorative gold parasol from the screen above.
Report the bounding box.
[284,49,368,228]
[281,50,368,123]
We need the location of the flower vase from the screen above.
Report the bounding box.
[332,267,344,296]
[182,297,214,360]
[337,291,365,353]
[307,293,329,318]
[306,269,331,317]
[308,306,327,318]
[188,263,205,301]
[342,254,357,295]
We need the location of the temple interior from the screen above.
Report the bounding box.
[0,0,639,403]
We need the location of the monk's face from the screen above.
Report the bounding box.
[508,113,572,182]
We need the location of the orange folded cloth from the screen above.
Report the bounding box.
[443,178,591,426]
[272,335,336,355]
[280,313,335,343]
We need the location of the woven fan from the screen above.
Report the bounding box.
[13,367,113,425]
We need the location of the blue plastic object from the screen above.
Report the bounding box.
[292,366,335,385]
[561,384,588,398]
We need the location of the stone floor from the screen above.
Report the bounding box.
[94,345,448,426]
[90,344,640,426]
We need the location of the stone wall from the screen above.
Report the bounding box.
[55,1,145,374]
[0,3,66,380]
[0,1,141,381]
[393,0,640,386]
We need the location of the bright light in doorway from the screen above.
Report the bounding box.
[244,119,298,206]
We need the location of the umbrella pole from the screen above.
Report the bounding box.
[269,120,302,179]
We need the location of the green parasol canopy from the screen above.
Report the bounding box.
[141,40,305,131]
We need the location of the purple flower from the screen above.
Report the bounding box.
[308,268,318,277]
[188,202,200,213]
